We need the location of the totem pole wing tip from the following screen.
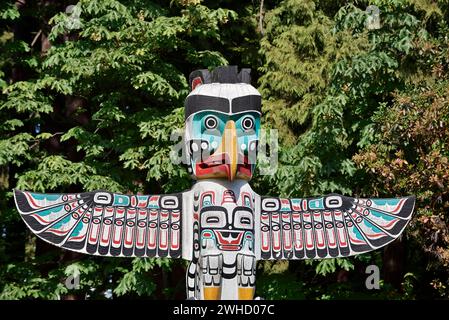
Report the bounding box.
[400,195,415,220]
[13,189,32,215]
[408,194,416,207]
[12,188,20,209]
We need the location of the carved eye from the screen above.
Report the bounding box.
[240,217,251,225]
[201,208,226,228]
[206,216,220,223]
[241,116,254,131]
[204,116,218,129]
[233,208,254,230]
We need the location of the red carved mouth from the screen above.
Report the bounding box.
[214,230,244,250]
[220,245,240,251]
[195,153,253,179]
[198,153,229,169]
[196,153,230,178]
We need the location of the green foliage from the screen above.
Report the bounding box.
[310,258,355,276]
[254,0,449,300]
[0,0,234,300]
[255,273,306,300]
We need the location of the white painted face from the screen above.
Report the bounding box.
[184,81,262,181]
[198,184,255,253]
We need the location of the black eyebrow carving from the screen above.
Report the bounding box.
[232,95,261,114]
[185,95,229,119]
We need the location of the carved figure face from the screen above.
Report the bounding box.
[199,190,254,252]
[184,67,262,181]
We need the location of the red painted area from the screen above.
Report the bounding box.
[214,230,244,250]
[327,229,336,246]
[124,227,133,246]
[349,234,366,244]
[222,190,236,204]
[196,153,230,177]
[48,228,69,235]
[112,227,123,245]
[70,234,86,241]
[195,153,254,179]
[191,76,203,90]
[391,198,406,213]
[383,219,398,229]
[220,245,240,251]
[24,192,43,209]
[171,232,180,249]
[338,228,348,246]
[31,213,51,224]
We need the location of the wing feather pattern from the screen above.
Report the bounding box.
[258,194,415,260]
[14,189,183,258]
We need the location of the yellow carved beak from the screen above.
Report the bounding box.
[215,120,238,181]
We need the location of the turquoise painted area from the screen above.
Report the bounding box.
[113,195,130,206]
[352,226,365,240]
[137,195,149,202]
[244,231,253,241]
[371,209,395,221]
[52,215,71,229]
[243,231,254,249]
[31,193,61,201]
[70,220,84,236]
[201,194,213,207]
[291,199,301,208]
[308,198,324,210]
[200,229,216,241]
[372,199,399,206]
[192,111,260,138]
[363,220,382,233]
[36,205,64,217]
[192,111,260,153]
[190,110,261,176]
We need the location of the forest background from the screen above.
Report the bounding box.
[1,0,449,300]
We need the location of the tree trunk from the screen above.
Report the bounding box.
[383,237,405,289]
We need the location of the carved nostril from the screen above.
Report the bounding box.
[249,140,257,152]
[191,141,199,152]
[247,140,258,164]
[190,140,209,155]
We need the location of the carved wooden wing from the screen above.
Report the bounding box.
[14,189,183,258]
[258,194,415,260]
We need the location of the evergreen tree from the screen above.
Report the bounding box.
[0,0,237,299]
[256,0,449,299]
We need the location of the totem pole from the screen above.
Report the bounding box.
[14,66,415,300]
